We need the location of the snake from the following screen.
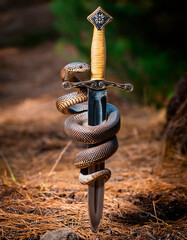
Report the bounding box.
[56,62,120,185]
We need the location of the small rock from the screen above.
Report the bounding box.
[41,228,81,240]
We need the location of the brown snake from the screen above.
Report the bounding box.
[56,62,120,184]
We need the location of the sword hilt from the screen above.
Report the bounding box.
[62,7,133,93]
[87,6,112,81]
[62,7,133,92]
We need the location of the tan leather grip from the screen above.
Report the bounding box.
[91,27,106,81]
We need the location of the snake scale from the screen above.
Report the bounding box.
[56,62,120,184]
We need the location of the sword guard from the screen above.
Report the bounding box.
[62,79,133,92]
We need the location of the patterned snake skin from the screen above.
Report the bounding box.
[56,62,120,184]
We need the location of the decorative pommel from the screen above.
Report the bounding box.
[87,6,113,30]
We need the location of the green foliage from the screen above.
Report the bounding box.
[51,0,187,106]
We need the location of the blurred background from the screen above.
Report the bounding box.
[0,0,186,107]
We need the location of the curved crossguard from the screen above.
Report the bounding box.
[62,80,133,91]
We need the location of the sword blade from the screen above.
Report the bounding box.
[88,88,107,232]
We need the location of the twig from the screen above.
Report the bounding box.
[148,211,187,240]
[153,201,159,228]
[48,141,72,176]
[0,152,19,185]
[143,210,173,230]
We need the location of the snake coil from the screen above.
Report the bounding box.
[56,62,120,185]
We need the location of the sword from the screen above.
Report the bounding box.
[87,6,113,232]
[60,6,133,232]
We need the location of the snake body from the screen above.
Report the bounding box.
[56,62,120,184]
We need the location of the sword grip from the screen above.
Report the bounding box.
[91,27,106,81]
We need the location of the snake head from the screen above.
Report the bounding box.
[60,62,90,81]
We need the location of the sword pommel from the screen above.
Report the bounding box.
[87,7,113,81]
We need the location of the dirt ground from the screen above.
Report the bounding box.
[0,42,186,239]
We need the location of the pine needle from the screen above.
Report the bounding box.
[0,152,19,185]
[48,141,72,176]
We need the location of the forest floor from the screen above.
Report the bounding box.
[0,42,186,240]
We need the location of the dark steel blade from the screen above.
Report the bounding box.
[87,88,107,232]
